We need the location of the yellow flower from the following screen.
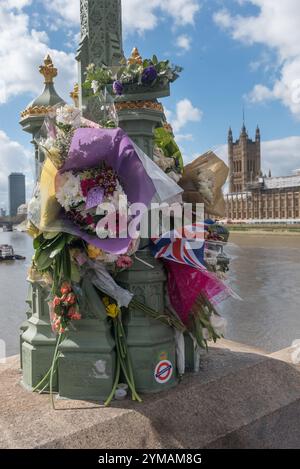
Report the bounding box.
[87,244,104,260]
[106,303,120,318]
[103,297,110,307]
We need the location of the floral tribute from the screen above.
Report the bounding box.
[83,51,182,97]
[28,92,233,403]
[28,103,185,406]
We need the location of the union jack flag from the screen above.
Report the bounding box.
[150,223,206,271]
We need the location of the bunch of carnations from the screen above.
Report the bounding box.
[51,281,81,333]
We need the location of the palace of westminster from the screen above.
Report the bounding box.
[225,124,300,222]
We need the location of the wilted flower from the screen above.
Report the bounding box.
[141,66,157,85]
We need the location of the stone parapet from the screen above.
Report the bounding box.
[1,340,300,449]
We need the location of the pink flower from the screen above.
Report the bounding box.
[65,293,76,305]
[67,306,81,321]
[52,296,61,307]
[116,255,133,269]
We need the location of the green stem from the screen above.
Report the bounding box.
[32,367,52,393]
[118,317,137,401]
[38,363,58,394]
[114,321,142,403]
[104,356,121,407]
[50,333,64,410]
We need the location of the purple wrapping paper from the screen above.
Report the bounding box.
[58,127,156,254]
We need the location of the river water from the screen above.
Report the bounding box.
[0,231,300,357]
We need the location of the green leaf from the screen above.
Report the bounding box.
[33,234,44,250]
[49,236,68,259]
[71,261,81,283]
[152,55,158,65]
[35,249,54,271]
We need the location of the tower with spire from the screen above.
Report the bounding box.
[228,122,261,193]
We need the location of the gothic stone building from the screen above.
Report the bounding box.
[225,125,300,222]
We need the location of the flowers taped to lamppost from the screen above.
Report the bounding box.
[26,99,234,405]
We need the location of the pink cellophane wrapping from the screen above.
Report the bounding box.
[164,260,232,325]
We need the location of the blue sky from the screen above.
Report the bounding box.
[1,0,300,209]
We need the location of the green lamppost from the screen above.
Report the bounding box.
[19,56,65,389]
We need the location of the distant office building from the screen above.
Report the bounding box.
[225,125,300,223]
[0,208,6,217]
[8,173,26,216]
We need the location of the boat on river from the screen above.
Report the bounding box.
[0,245,26,261]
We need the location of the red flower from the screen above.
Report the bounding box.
[85,214,94,225]
[61,282,72,295]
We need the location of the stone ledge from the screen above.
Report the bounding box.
[1,340,300,449]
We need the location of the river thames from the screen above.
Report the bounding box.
[0,231,300,357]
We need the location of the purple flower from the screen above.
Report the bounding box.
[113,80,124,96]
[141,66,158,85]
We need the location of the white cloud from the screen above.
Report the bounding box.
[176,34,192,52]
[169,98,203,133]
[214,1,300,118]
[44,0,200,34]
[2,0,32,9]
[247,84,274,103]
[44,0,80,26]
[0,7,77,104]
[0,130,34,206]
[262,136,300,176]
[175,133,194,142]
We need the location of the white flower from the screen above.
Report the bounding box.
[91,80,99,94]
[56,171,84,211]
[56,105,82,129]
[108,184,126,212]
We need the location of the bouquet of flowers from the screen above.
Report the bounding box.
[83,52,182,97]
[56,164,127,237]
